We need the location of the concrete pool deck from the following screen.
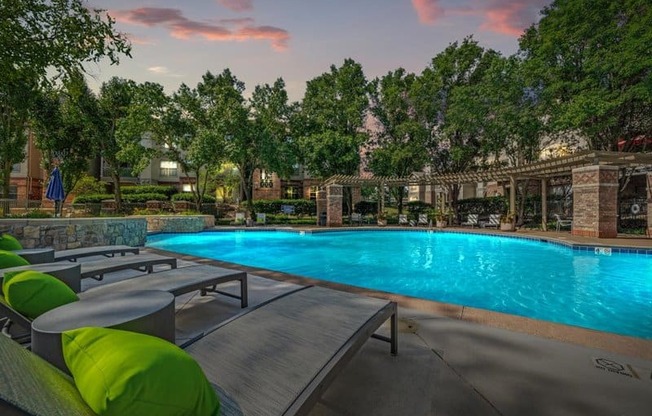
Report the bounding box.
[79,251,652,416]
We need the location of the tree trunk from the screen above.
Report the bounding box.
[1,160,11,199]
[112,172,122,212]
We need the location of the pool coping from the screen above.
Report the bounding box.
[146,227,652,360]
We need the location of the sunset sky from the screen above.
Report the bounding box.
[87,0,552,101]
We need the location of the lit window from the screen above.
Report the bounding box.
[160,161,178,177]
[182,184,193,192]
[260,170,273,188]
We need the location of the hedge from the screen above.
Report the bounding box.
[405,201,432,215]
[455,196,507,215]
[171,193,216,203]
[251,199,316,215]
[354,201,377,215]
[72,194,114,204]
[122,185,177,198]
[72,193,168,203]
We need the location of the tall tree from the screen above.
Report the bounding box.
[519,0,652,150]
[368,68,429,213]
[412,37,499,211]
[96,77,138,211]
[194,70,253,211]
[299,59,369,213]
[0,0,130,197]
[32,72,99,201]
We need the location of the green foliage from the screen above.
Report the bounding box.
[72,194,114,204]
[171,193,216,203]
[353,201,377,215]
[122,186,177,198]
[405,201,432,216]
[71,175,107,196]
[519,0,652,150]
[455,196,507,215]
[251,199,316,216]
[7,210,53,219]
[122,193,168,203]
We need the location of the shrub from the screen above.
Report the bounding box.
[72,194,114,204]
[405,201,432,216]
[354,201,377,215]
[8,210,53,218]
[171,193,216,203]
[122,185,177,198]
[455,196,506,215]
[122,193,168,203]
[251,199,316,215]
[72,175,107,196]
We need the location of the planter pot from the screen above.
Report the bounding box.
[500,222,515,231]
[435,220,447,228]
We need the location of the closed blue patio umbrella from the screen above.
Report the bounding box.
[45,166,65,217]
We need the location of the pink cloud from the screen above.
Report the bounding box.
[218,0,253,12]
[411,0,445,24]
[113,7,289,51]
[477,0,548,36]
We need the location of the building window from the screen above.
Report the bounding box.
[309,186,318,200]
[284,186,299,199]
[260,170,273,188]
[182,184,193,192]
[8,185,17,200]
[160,161,178,177]
[11,163,21,173]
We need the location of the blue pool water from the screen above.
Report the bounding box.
[147,230,652,339]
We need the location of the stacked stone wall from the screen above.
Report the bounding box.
[0,218,147,250]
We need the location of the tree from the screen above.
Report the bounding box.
[299,59,369,213]
[367,68,429,213]
[193,70,253,212]
[96,77,138,211]
[32,71,99,202]
[412,37,500,213]
[519,0,652,150]
[0,0,130,197]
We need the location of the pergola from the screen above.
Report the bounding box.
[321,151,652,237]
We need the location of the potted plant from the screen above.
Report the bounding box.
[377,211,387,227]
[500,212,516,231]
[433,208,448,228]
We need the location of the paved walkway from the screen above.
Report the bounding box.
[80,250,652,416]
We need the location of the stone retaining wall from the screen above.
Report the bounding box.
[137,215,215,233]
[0,218,147,250]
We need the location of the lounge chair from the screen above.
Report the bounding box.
[554,214,573,232]
[483,214,501,228]
[461,213,479,228]
[81,264,248,308]
[0,285,397,416]
[417,213,429,226]
[14,245,139,264]
[398,214,409,226]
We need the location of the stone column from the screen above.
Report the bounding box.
[326,184,343,227]
[572,165,619,238]
[646,172,652,238]
[316,189,327,226]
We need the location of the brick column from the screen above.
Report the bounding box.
[646,172,652,237]
[326,184,343,227]
[316,189,327,226]
[572,165,619,238]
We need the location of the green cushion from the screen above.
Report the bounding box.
[62,327,220,416]
[3,270,78,320]
[0,249,29,270]
[0,234,22,250]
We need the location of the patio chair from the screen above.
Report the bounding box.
[398,214,409,226]
[350,213,363,226]
[14,245,139,264]
[461,214,479,228]
[0,285,397,416]
[483,214,501,228]
[417,213,429,227]
[554,214,573,232]
[256,213,267,225]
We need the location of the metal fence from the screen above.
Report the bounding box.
[619,198,647,234]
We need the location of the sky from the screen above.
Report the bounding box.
[86,0,553,101]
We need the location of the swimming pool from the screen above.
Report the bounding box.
[147,230,652,339]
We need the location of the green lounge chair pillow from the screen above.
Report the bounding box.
[62,327,220,416]
[0,234,23,250]
[3,270,78,320]
[0,249,30,270]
